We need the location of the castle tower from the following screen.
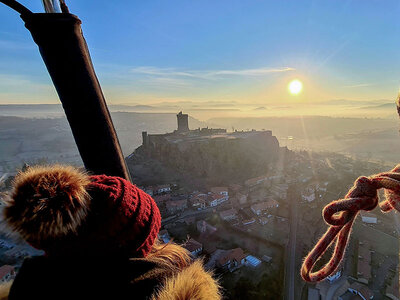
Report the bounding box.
[142,131,149,147]
[177,111,189,132]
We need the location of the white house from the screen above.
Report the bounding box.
[360,212,377,224]
[208,192,228,207]
[327,269,342,283]
[302,187,316,202]
[155,184,171,195]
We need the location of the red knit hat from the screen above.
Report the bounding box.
[4,165,161,258]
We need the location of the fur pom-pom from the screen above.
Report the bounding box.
[4,165,91,245]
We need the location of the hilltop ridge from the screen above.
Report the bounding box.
[127,112,291,187]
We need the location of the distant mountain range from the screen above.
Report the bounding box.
[319,99,393,106]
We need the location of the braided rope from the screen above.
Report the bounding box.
[301,164,400,282]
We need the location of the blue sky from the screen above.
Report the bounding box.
[1,0,400,115]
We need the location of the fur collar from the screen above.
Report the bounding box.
[152,260,221,300]
[0,282,11,300]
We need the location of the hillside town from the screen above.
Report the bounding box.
[0,114,398,299]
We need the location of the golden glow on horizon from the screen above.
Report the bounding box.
[288,79,303,95]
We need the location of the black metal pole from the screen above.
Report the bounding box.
[19,13,131,181]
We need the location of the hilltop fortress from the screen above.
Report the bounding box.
[128,112,289,185]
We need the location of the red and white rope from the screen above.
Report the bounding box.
[301,164,400,282]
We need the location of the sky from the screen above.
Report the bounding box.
[1,1,400,119]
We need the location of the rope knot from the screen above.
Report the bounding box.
[301,165,400,283]
[322,176,378,227]
[349,176,378,200]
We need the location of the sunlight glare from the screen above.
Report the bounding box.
[288,80,303,95]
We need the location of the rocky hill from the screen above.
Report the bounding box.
[127,130,291,187]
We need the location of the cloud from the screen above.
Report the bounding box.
[130,66,295,80]
[138,76,193,88]
[254,106,267,111]
[343,83,374,88]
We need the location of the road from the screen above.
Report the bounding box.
[285,190,299,300]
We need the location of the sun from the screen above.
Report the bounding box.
[288,79,303,95]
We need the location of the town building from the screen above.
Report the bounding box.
[155,184,171,195]
[208,192,229,207]
[386,269,399,300]
[338,282,374,300]
[261,255,272,263]
[302,187,316,202]
[243,255,262,268]
[0,265,15,283]
[360,212,378,224]
[176,111,189,133]
[326,269,342,283]
[189,192,208,210]
[216,248,247,272]
[166,199,187,214]
[158,229,170,244]
[357,241,372,284]
[235,193,248,205]
[250,200,279,216]
[183,238,203,257]
[197,220,217,234]
[219,208,238,221]
[144,187,154,196]
[242,218,256,225]
[210,187,228,196]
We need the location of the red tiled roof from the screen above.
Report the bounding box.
[251,200,279,212]
[210,187,228,194]
[190,193,207,204]
[209,193,225,201]
[0,265,14,280]
[217,248,246,266]
[183,239,202,253]
[349,282,374,299]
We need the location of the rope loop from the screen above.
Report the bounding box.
[301,164,400,282]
